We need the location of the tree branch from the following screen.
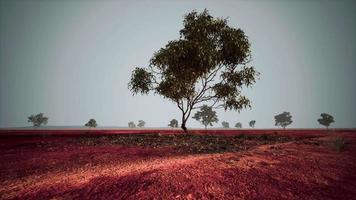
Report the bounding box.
[190,64,224,108]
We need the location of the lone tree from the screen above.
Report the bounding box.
[235,122,242,128]
[192,105,218,130]
[28,113,48,127]
[274,112,293,130]
[222,121,229,128]
[249,120,256,128]
[85,119,97,128]
[168,119,178,128]
[128,121,136,128]
[128,9,259,132]
[137,120,146,128]
[318,113,334,130]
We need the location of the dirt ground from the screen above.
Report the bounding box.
[0,131,355,200]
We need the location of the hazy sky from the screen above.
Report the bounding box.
[1,0,355,128]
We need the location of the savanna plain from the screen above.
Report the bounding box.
[0,129,355,200]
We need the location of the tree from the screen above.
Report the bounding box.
[192,105,218,130]
[28,113,48,127]
[128,9,259,132]
[128,121,136,128]
[168,119,178,128]
[222,121,229,128]
[235,122,242,128]
[85,119,97,128]
[137,120,146,128]
[318,113,334,130]
[249,120,256,128]
[274,112,293,130]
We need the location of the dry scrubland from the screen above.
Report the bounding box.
[0,129,355,200]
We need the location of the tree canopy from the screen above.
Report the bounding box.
[222,121,230,128]
[85,119,97,128]
[128,121,136,128]
[137,120,146,128]
[168,119,179,128]
[128,9,259,132]
[249,120,256,128]
[235,122,242,128]
[192,105,218,129]
[318,113,334,130]
[274,112,293,129]
[28,113,48,127]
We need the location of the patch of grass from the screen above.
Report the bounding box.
[74,133,295,154]
[234,134,294,143]
[301,140,321,146]
[331,137,346,152]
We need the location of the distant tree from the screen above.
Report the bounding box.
[192,105,218,130]
[318,113,334,130]
[249,120,256,128]
[235,122,242,128]
[128,121,136,128]
[85,119,97,128]
[137,120,146,128]
[28,113,48,127]
[222,121,229,128]
[168,119,178,128]
[274,112,293,130]
[128,9,259,132]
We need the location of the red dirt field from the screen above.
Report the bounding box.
[0,129,355,200]
[2,128,354,136]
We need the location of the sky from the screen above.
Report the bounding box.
[0,0,355,128]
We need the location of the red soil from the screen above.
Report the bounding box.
[0,130,355,200]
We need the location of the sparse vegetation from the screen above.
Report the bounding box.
[128,9,259,132]
[76,133,295,154]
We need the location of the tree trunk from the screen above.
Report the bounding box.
[181,122,187,133]
[179,103,194,133]
[180,112,187,133]
[180,107,192,133]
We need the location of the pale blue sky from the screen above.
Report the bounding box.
[0,0,355,128]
